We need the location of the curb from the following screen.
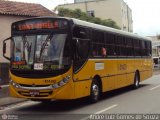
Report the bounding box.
[0,85,27,107]
[0,97,28,108]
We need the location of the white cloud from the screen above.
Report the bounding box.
[9,0,74,10]
[124,0,160,36]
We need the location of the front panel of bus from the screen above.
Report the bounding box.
[9,18,75,100]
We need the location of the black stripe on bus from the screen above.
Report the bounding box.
[73,70,152,82]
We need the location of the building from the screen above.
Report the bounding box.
[148,36,160,57]
[0,0,55,84]
[74,0,93,3]
[58,0,133,32]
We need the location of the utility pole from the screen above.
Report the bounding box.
[85,0,88,13]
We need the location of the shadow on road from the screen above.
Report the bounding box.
[16,84,150,113]
[100,84,149,101]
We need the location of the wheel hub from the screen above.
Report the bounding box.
[92,84,99,96]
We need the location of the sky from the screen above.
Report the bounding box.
[9,0,160,37]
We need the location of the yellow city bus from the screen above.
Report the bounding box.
[3,17,152,103]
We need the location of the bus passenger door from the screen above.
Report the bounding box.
[72,38,91,98]
[72,26,91,98]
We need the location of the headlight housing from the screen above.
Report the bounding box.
[10,80,20,88]
[10,76,71,89]
[52,76,70,89]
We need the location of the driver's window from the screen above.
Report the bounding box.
[73,26,90,72]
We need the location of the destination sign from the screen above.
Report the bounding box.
[12,19,68,31]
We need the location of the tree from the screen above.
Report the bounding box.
[57,7,120,29]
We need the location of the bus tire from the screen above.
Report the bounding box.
[133,72,140,89]
[90,79,100,103]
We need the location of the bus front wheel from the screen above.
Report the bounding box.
[90,79,100,103]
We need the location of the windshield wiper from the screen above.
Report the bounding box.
[39,34,53,60]
[23,36,32,60]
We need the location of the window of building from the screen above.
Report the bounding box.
[87,10,95,17]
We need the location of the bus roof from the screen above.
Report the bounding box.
[12,16,151,41]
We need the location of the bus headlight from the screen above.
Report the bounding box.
[52,76,70,89]
[10,80,20,88]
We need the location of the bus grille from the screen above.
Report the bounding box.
[19,84,50,87]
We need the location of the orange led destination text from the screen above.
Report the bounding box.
[18,21,59,30]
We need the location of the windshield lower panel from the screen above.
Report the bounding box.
[11,33,71,78]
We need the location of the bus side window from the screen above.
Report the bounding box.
[140,40,146,57]
[101,47,106,57]
[126,38,134,57]
[133,39,141,57]
[73,26,90,39]
[92,30,104,57]
[115,35,126,57]
[105,33,115,57]
[145,41,152,57]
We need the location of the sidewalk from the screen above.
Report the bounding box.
[0,97,27,107]
[153,68,160,75]
[0,85,27,107]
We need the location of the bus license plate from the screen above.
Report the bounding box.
[29,90,40,95]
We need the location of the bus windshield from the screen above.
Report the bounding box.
[12,33,71,71]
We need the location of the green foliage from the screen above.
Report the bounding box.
[57,7,120,29]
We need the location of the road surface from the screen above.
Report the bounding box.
[0,75,160,120]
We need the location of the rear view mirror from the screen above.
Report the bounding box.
[3,37,11,61]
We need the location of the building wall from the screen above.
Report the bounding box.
[148,36,160,57]
[0,15,32,84]
[58,0,133,32]
[121,0,133,32]
[0,15,31,63]
[74,0,94,3]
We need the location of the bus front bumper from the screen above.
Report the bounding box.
[9,81,75,100]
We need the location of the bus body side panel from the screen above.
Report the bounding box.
[115,59,127,89]
[73,58,153,99]
[102,59,117,92]
[73,59,117,98]
[140,58,153,82]
[126,59,135,86]
[74,80,91,99]
[73,60,99,99]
